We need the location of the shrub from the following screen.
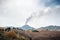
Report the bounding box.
[5,31,17,38]
[32,30,39,32]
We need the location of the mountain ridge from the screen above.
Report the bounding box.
[20,25,35,30]
[37,25,60,31]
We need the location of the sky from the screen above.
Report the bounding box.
[0,0,60,28]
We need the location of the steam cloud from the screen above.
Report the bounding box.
[25,0,60,25]
[25,7,51,25]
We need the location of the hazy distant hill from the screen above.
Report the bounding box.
[20,25,35,30]
[37,25,60,31]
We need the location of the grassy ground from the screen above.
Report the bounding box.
[0,27,60,40]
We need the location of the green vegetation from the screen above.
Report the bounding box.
[32,30,39,32]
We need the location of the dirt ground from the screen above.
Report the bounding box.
[29,31,60,40]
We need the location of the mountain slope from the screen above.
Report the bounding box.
[37,25,60,31]
[21,25,35,30]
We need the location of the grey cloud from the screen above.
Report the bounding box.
[38,0,60,7]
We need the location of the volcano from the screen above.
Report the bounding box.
[21,25,35,30]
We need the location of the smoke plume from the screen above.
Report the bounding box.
[25,7,51,25]
[25,15,32,25]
